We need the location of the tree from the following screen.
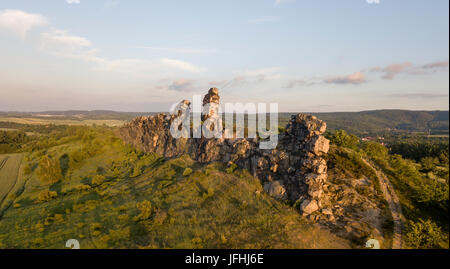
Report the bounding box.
[37,155,63,185]
[330,130,359,149]
[420,157,437,173]
[364,141,388,159]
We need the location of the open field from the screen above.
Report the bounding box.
[0,154,23,207]
[0,117,126,127]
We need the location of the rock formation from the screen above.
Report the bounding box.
[119,88,330,215]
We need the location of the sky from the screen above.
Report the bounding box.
[0,0,448,112]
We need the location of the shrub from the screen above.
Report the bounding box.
[404,219,445,249]
[92,175,105,186]
[133,200,152,222]
[23,164,32,175]
[226,163,237,174]
[37,190,57,203]
[75,184,91,191]
[36,155,63,185]
[183,168,193,177]
[202,187,215,199]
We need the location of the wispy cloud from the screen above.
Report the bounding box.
[370,60,448,79]
[387,93,449,99]
[370,62,413,80]
[422,60,449,69]
[160,58,204,73]
[133,46,218,55]
[284,59,449,89]
[168,79,197,92]
[66,0,80,4]
[0,9,48,38]
[221,67,282,88]
[284,79,317,88]
[324,72,367,85]
[0,9,206,76]
[41,29,92,51]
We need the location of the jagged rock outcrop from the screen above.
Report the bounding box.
[119,88,330,215]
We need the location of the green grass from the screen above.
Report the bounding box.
[0,127,350,249]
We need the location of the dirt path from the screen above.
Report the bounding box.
[361,158,404,249]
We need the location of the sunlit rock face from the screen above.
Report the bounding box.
[119,88,330,214]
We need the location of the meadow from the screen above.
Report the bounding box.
[0,125,349,249]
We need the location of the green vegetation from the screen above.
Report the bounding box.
[328,129,449,249]
[0,110,448,249]
[0,125,349,249]
[328,130,359,149]
[404,219,446,249]
[312,110,448,136]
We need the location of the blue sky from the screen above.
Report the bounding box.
[0,0,448,112]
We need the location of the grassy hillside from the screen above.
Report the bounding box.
[327,130,449,249]
[0,126,349,249]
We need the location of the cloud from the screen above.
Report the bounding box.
[324,72,367,85]
[41,29,92,51]
[160,58,204,73]
[370,60,448,79]
[387,93,449,99]
[284,79,317,88]
[422,60,449,69]
[0,9,48,38]
[372,62,413,80]
[0,9,205,77]
[66,0,81,4]
[133,46,218,55]
[208,80,228,86]
[168,79,197,92]
[221,67,282,88]
[38,30,204,76]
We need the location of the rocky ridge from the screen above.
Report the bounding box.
[119,88,330,215]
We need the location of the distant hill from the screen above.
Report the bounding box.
[0,110,157,121]
[1,109,448,135]
[272,110,449,136]
[311,110,449,135]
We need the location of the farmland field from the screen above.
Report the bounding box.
[0,117,126,127]
[0,154,23,207]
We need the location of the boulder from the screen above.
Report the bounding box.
[300,199,319,215]
[264,181,287,200]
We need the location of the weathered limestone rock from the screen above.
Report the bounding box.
[300,199,319,215]
[119,88,330,215]
[264,181,287,200]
